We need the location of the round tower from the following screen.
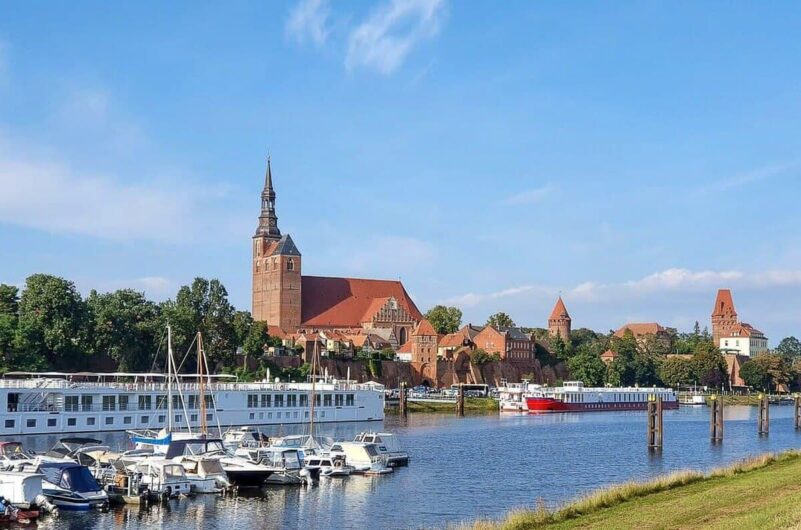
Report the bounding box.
[548,296,571,341]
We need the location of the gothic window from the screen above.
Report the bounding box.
[287,259,295,271]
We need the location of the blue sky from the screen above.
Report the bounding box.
[1,1,800,341]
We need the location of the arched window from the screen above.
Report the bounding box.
[287,259,295,271]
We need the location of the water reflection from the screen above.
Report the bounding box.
[10,406,801,529]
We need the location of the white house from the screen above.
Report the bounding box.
[719,323,769,357]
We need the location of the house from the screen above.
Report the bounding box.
[437,324,482,359]
[719,324,769,358]
[472,325,536,362]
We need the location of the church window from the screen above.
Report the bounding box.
[273,258,278,270]
[287,259,295,271]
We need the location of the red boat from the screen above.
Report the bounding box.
[525,381,679,413]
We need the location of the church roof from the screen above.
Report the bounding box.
[269,234,301,257]
[549,297,571,320]
[300,276,423,328]
[712,289,737,318]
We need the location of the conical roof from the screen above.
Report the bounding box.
[711,289,737,318]
[549,296,570,320]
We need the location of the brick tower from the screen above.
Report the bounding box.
[548,296,572,341]
[711,289,738,346]
[252,158,302,331]
[411,319,438,386]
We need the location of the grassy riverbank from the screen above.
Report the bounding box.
[711,394,762,406]
[386,397,498,414]
[460,450,801,529]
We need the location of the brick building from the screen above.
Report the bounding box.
[711,289,768,357]
[252,158,423,341]
[548,296,571,341]
[711,289,739,346]
[410,319,438,384]
[472,325,536,362]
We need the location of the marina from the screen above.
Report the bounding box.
[1,405,800,529]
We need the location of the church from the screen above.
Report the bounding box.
[251,158,423,345]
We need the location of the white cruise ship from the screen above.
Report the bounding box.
[0,372,385,436]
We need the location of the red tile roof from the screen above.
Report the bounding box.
[712,289,737,318]
[266,325,288,339]
[413,319,437,336]
[614,323,666,338]
[397,340,413,354]
[601,349,618,360]
[549,296,571,320]
[439,333,467,348]
[301,276,423,328]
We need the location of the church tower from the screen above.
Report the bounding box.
[252,158,302,331]
[548,296,571,341]
[711,288,738,346]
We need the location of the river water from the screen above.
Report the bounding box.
[13,405,801,529]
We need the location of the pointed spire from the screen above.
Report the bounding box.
[255,155,281,240]
[711,289,737,318]
[549,296,570,320]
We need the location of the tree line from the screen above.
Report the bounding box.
[0,274,273,374]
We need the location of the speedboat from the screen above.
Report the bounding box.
[36,462,109,511]
[352,432,409,467]
[258,447,310,485]
[329,442,393,475]
[0,442,41,469]
[162,438,231,492]
[222,426,270,452]
[164,437,273,488]
[129,460,192,499]
[0,469,57,515]
[305,454,352,478]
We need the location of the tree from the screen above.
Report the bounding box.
[14,274,89,371]
[486,312,515,329]
[550,334,569,360]
[86,289,162,372]
[776,337,801,360]
[740,359,770,390]
[569,328,599,350]
[658,357,693,388]
[567,350,606,386]
[242,321,270,358]
[232,310,254,349]
[691,342,728,389]
[469,348,500,365]
[424,305,462,334]
[607,330,638,386]
[160,278,237,370]
[0,285,19,371]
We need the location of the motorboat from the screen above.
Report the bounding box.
[304,454,352,478]
[222,426,270,451]
[163,437,273,488]
[352,432,409,467]
[44,437,105,461]
[162,438,231,492]
[0,469,57,515]
[328,442,393,475]
[129,460,192,499]
[258,447,310,485]
[0,441,40,469]
[36,461,109,511]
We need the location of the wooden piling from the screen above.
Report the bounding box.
[794,395,801,430]
[399,382,408,418]
[456,384,465,417]
[710,395,723,442]
[758,394,769,435]
[647,395,663,450]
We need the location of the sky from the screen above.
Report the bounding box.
[1,1,800,342]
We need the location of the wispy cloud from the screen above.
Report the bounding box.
[286,0,331,47]
[503,184,555,205]
[345,0,447,75]
[697,161,800,195]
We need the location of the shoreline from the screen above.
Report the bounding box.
[458,449,801,529]
[385,397,498,415]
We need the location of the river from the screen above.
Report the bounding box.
[12,404,801,529]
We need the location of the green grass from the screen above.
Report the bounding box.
[711,395,762,406]
[457,450,801,530]
[386,397,498,414]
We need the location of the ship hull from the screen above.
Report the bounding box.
[526,397,679,413]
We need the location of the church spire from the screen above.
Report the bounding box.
[255,156,281,240]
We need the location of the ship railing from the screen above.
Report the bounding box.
[0,378,382,393]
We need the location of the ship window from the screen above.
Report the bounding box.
[249,413,255,420]
[119,396,129,411]
[324,395,332,407]
[26,419,36,428]
[158,415,166,423]
[268,413,272,419]
[275,395,284,407]
[305,411,309,419]
[105,417,114,425]
[87,417,96,426]
[346,394,354,406]
[141,416,149,424]
[124,416,132,425]
[321,411,325,418]
[190,414,197,422]
[65,396,79,412]
[206,414,213,422]
[4,420,13,428]
[300,395,308,407]
[175,415,182,423]
[48,418,57,427]
[102,395,116,411]
[335,395,344,407]
[294,412,298,418]
[139,395,152,410]
[67,418,76,426]
[277,412,281,419]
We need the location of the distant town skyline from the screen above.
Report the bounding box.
[1,2,800,342]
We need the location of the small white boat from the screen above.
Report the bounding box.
[0,469,57,515]
[36,462,109,511]
[305,455,352,478]
[329,442,393,475]
[352,432,409,467]
[259,447,310,485]
[130,460,192,498]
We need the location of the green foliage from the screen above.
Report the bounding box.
[486,312,515,329]
[469,348,501,365]
[242,321,270,358]
[740,354,792,391]
[567,350,606,386]
[607,330,639,385]
[740,358,770,390]
[570,328,600,351]
[86,289,162,372]
[378,347,396,361]
[691,342,728,388]
[776,337,801,360]
[658,357,693,388]
[424,305,462,334]
[232,310,253,349]
[15,274,89,371]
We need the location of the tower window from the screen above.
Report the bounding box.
[287,259,295,271]
[273,258,278,270]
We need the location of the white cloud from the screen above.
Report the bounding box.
[286,0,331,47]
[503,185,555,205]
[697,161,800,195]
[345,0,446,75]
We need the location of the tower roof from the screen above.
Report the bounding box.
[270,234,301,257]
[413,319,437,337]
[255,156,281,239]
[549,296,571,320]
[711,289,737,318]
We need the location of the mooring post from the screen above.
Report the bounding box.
[647,395,663,450]
[794,394,801,430]
[399,381,407,418]
[758,393,769,435]
[456,383,465,417]
[710,394,723,442]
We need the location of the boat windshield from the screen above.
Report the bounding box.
[163,465,185,479]
[42,465,100,493]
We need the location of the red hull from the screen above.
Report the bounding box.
[526,397,679,413]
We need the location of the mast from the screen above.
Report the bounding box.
[308,340,318,443]
[198,332,207,435]
[167,325,174,433]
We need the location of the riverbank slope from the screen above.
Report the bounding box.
[463,450,801,530]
